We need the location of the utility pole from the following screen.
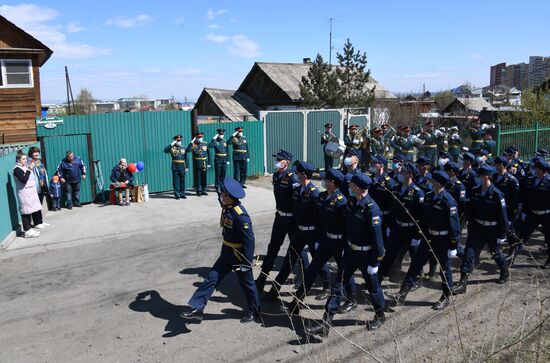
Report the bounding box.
[329,17,333,66]
[65,66,76,115]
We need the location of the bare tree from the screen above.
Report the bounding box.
[75,88,95,114]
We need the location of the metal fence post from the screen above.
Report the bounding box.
[534,122,539,156]
[496,123,501,155]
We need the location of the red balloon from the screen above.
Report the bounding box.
[128,163,137,173]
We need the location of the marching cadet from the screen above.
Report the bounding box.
[369,127,386,157]
[417,120,438,168]
[415,156,433,194]
[255,150,304,293]
[264,161,330,301]
[320,123,335,172]
[493,156,522,247]
[163,134,188,199]
[340,149,362,198]
[517,157,550,268]
[181,177,261,323]
[388,154,404,183]
[390,126,416,162]
[281,169,357,315]
[306,173,387,337]
[447,126,463,162]
[453,164,510,294]
[379,163,425,280]
[209,128,229,193]
[459,152,478,198]
[368,154,399,249]
[504,147,526,183]
[483,131,497,157]
[344,124,362,156]
[395,170,461,310]
[443,161,467,214]
[230,127,249,188]
[474,149,491,167]
[536,148,549,158]
[187,133,211,196]
[469,117,485,152]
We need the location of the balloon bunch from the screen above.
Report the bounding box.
[128,161,145,173]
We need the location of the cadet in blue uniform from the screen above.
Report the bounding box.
[518,157,550,268]
[255,150,305,293]
[164,134,188,199]
[230,127,249,187]
[415,156,433,194]
[320,123,335,172]
[281,169,358,315]
[493,156,521,246]
[187,133,211,196]
[181,178,261,323]
[395,170,461,310]
[443,161,467,214]
[418,120,438,168]
[504,146,526,185]
[209,128,229,193]
[453,164,509,294]
[458,152,478,200]
[306,173,387,337]
[388,154,404,183]
[379,163,425,279]
[369,154,399,250]
[264,161,330,301]
[341,149,362,198]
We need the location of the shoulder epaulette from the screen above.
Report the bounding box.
[385,176,390,180]
[310,187,316,191]
[456,180,462,184]
[288,172,293,176]
[337,195,343,200]
[234,206,243,215]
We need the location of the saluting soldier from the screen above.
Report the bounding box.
[255,150,305,293]
[187,132,211,196]
[379,163,425,280]
[164,134,188,199]
[391,126,416,162]
[281,169,357,315]
[517,157,550,268]
[453,164,509,295]
[469,117,485,152]
[417,120,438,168]
[395,170,461,311]
[264,161,330,302]
[320,123,335,172]
[209,128,229,193]
[306,173,387,337]
[369,127,386,157]
[230,127,249,188]
[447,126,463,162]
[483,131,497,157]
[181,177,261,323]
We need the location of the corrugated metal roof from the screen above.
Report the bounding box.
[253,62,396,100]
[203,88,260,121]
[455,97,496,112]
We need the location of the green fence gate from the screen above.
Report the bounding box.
[496,122,550,159]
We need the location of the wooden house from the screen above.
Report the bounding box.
[0,15,52,144]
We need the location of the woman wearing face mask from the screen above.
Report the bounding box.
[209,128,229,193]
[340,149,362,198]
[164,134,188,199]
[379,163,425,281]
[13,151,44,238]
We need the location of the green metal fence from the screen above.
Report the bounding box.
[306,110,342,169]
[0,143,39,244]
[264,111,305,174]
[496,122,550,159]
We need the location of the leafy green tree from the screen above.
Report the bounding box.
[299,54,339,108]
[75,88,95,114]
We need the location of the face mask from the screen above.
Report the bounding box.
[530,167,537,175]
[176,141,182,146]
[238,132,243,137]
[474,177,482,185]
[369,166,378,174]
[218,135,224,140]
[392,162,400,170]
[437,158,449,167]
[397,174,405,183]
[321,180,328,189]
[344,157,353,166]
[274,161,283,170]
[197,137,203,143]
[477,156,485,163]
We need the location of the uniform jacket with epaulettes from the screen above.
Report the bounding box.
[391,182,425,239]
[292,181,320,228]
[521,174,550,216]
[221,202,255,266]
[209,138,229,165]
[420,190,461,250]
[315,189,348,243]
[493,171,520,221]
[466,184,509,239]
[368,172,399,216]
[187,141,211,169]
[164,143,188,170]
[272,169,298,214]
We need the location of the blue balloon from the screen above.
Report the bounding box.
[136,161,145,171]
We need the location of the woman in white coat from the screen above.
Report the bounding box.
[13,152,46,238]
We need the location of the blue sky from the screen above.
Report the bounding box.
[1,1,549,103]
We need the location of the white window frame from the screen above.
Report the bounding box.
[0,59,34,88]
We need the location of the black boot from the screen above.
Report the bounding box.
[255,274,267,294]
[280,299,300,315]
[497,267,509,284]
[305,312,334,337]
[452,273,468,295]
[432,294,450,310]
[395,283,411,305]
[366,312,386,331]
[410,279,422,292]
[315,281,331,300]
[338,298,358,314]
[240,308,262,324]
[180,308,204,322]
[427,261,437,279]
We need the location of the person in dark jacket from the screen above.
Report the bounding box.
[110,158,134,206]
[57,150,86,209]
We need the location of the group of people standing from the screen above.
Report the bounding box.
[178,129,549,339]
[164,127,250,198]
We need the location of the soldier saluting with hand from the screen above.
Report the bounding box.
[164,134,188,199]
[230,127,249,188]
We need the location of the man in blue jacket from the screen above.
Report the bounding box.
[57,150,86,209]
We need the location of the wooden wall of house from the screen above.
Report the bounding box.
[239,67,291,106]
[194,93,224,117]
[0,54,40,144]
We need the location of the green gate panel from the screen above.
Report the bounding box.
[306,110,341,170]
[42,134,93,203]
[265,112,304,174]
